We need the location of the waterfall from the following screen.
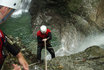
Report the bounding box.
[55,21,104,57]
[55,24,82,56]
[46,15,104,60]
[11,0,31,18]
[56,32,104,57]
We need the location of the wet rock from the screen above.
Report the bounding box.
[42,46,104,70]
[2,35,37,70]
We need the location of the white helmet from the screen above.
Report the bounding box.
[40,25,47,34]
[0,0,22,9]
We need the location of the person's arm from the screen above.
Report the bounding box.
[4,36,20,56]
[16,52,29,70]
[37,36,43,43]
[47,32,52,41]
[4,36,29,70]
[42,32,52,42]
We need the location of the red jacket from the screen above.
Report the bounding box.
[37,29,51,39]
[37,29,52,43]
[0,30,5,59]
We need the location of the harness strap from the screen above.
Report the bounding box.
[0,9,15,23]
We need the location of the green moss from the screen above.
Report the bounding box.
[67,0,82,12]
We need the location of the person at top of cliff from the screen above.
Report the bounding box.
[0,0,21,24]
[0,0,29,70]
[37,25,55,63]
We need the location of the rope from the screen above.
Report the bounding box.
[28,63,37,67]
[20,41,47,70]
[20,62,37,69]
[44,41,47,70]
[21,41,48,70]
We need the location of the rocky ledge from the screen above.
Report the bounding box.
[41,46,104,70]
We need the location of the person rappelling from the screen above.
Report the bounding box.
[36,25,55,63]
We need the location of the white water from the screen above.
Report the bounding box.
[77,34,104,52]
[11,0,31,18]
[55,33,104,57]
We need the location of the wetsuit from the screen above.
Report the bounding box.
[0,30,20,69]
[37,29,55,61]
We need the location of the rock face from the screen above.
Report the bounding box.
[29,0,104,55]
[20,0,104,70]
[29,0,104,35]
[45,46,104,70]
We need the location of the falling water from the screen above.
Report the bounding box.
[55,23,104,57]
[11,0,31,18]
[56,32,104,57]
[55,24,82,56]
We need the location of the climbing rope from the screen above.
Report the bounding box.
[44,41,47,70]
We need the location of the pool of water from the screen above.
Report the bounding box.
[0,12,34,46]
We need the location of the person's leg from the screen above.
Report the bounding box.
[46,44,55,58]
[37,46,43,61]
